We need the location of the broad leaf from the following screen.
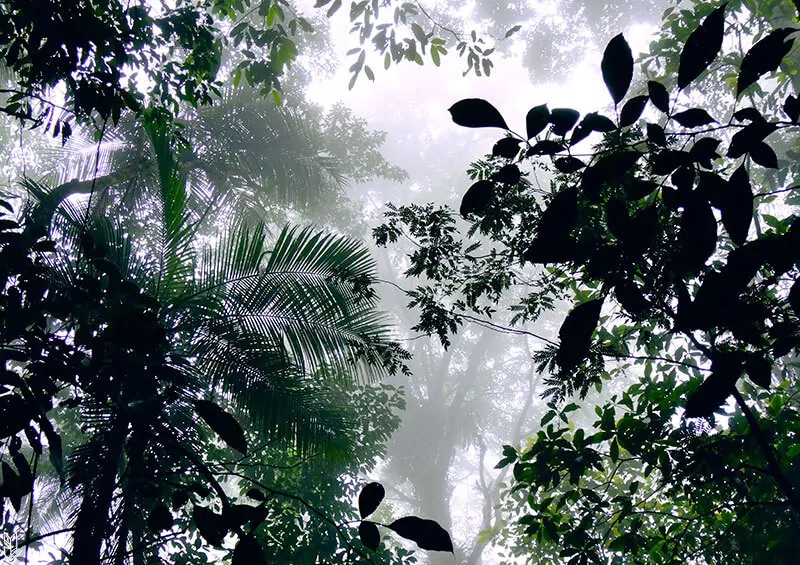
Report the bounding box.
[147,503,174,533]
[460,180,495,217]
[744,353,771,389]
[581,112,616,132]
[556,297,604,372]
[524,187,578,264]
[553,156,586,173]
[448,98,508,129]
[527,140,565,156]
[727,121,777,159]
[678,3,727,89]
[647,80,670,113]
[492,137,521,159]
[749,142,778,168]
[672,108,716,127]
[358,482,385,519]
[737,28,796,96]
[193,505,228,546]
[601,34,634,104]
[492,163,521,185]
[676,195,717,274]
[194,399,248,455]
[646,122,667,146]
[785,94,800,122]
[526,104,550,138]
[387,516,454,553]
[619,96,648,128]
[720,165,753,245]
[359,521,381,550]
[549,108,580,136]
[790,279,800,317]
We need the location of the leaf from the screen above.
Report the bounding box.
[359,521,381,550]
[246,488,266,501]
[527,140,565,156]
[549,108,580,136]
[646,122,667,146]
[504,25,521,38]
[526,104,550,138]
[460,180,495,217]
[601,34,634,105]
[727,121,777,159]
[744,353,771,389]
[147,503,174,533]
[737,28,796,96]
[193,505,228,546]
[619,95,648,128]
[387,516,454,553]
[524,188,578,263]
[194,399,248,455]
[556,298,604,372]
[647,80,670,113]
[790,279,800,317]
[358,482,385,519]
[553,157,586,173]
[690,138,722,168]
[784,94,800,122]
[720,165,753,245]
[676,195,717,274]
[672,108,716,127]
[732,107,765,123]
[615,279,649,317]
[749,142,778,168]
[581,112,617,133]
[232,534,267,565]
[448,98,508,129]
[492,163,521,185]
[678,3,727,89]
[625,179,659,200]
[492,137,521,159]
[684,353,743,418]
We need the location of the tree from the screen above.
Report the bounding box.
[0,119,411,564]
[376,3,800,562]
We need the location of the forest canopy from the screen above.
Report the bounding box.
[1,0,800,564]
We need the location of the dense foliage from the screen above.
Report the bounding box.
[375,2,800,563]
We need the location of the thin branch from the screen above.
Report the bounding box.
[413,1,460,42]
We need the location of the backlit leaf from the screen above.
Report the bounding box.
[449,98,508,129]
[492,137,522,159]
[388,516,454,553]
[684,352,742,418]
[737,28,796,96]
[358,482,385,519]
[460,180,495,217]
[647,80,670,113]
[678,3,726,89]
[601,34,634,105]
[672,108,716,127]
[720,165,753,245]
[194,399,248,455]
[556,298,604,372]
[526,104,550,138]
[359,521,381,550]
[549,108,580,136]
[619,96,648,127]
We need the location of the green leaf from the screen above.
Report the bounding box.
[194,399,248,455]
[601,34,634,105]
[504,25,521,38]
[448,98,508,129]
[677,3,727,89]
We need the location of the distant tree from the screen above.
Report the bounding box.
[376,3,800,562]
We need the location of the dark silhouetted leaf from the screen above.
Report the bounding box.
[527,140,565,156]
[172,490,190,509]
[246,488,266,501]
[646,122,667,146]
[359,521,381,550]
[492,137,522,159]
[737,28,796,96]
[685,352,743,418]
[193,505,228,546]
[749,141,778,168]
[194,399,247,455]
[0,395,30,439]
[790,279,800,317]
[678,3,727,89]
[744,353,771,389]
[582,151,641,201]
[553,157,586,173]
[148,503,174,533]
[651,149,693,175]
[448,98,508,129]
[691,138,722,168]
[732,107,765,123]
[526,104,550,138]
[1,461,22,512]
[673,108,716,127]
[358,482,385,519]
[784,94,800,122]
[721,165,752,245]
[671,165,695,192]
[625,179,659,200]
[728,120,777,159]
[619,95,648,127]
[556,298,604,372]
[697,171,727,209]
[605,198,630,242]
[581,112,617,132]
[549,108,580,136]
[233,534,267,565]
[601,34,634,104]
[388,516,454,553]
[647,80,670,113]
[524,188,579,263]
[676,195,717,274]
[460,180,495,217]
[492,164,521,185]
[615,279,648,316]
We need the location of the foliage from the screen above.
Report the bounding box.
[0,123,413,564]
[375,4,800,563]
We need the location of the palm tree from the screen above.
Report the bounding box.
[19,118,406,565]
